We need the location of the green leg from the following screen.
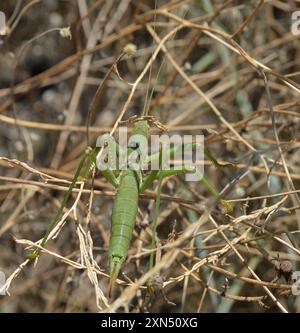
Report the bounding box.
[140,143,165,192]
[155,166,218,196]
[27,147,100,260]
[139,170,159,192]
[147,143,233,169]
[145,142,218,194]
[154,166,233,213]
[146,142,200,166]
[101,168,120,188]
[142,145,218,196]
[145,141,233,195]
[27,144,122,261]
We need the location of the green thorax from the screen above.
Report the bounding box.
[130,120,149,139]
[126,119,149,157]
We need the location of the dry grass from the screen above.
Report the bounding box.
[0,0,300,313]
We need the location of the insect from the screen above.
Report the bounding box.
[97,117,228,295]
[97,117,234,295]
[27,42,232,297]
[27,118,230,297]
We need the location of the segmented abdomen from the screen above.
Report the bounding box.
[109,169,139,260]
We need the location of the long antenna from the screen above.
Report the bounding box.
[86,50,125,146]
[141,0,158,117]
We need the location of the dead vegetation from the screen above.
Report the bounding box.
[0,0,300,313]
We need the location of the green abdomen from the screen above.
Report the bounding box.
[110,169,139,260]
